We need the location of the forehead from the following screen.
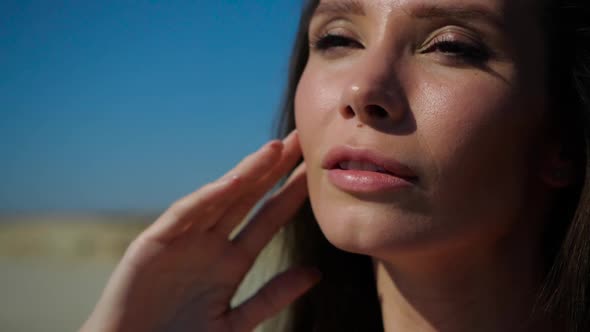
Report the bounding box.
[311,0,541,39]
[312,0,536,20]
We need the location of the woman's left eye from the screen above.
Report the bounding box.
[421,40,491,64]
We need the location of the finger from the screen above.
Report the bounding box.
[213,131,302,236]
[227,266,321,332]
[225,139,285,183]
[232,162,307,260]
[142,140,284,242]
[142,177,241,242]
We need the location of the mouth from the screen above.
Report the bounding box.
[336,160,393,174]
[322,146,418,181]
[321,146,418,194]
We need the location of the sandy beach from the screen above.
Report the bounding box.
[0,215,148,332]
[0,213,286,332]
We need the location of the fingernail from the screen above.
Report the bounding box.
[222,174,240,185]
[283,130,297,142]
[265,140,283,151]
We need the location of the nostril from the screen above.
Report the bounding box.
[365,105,388,118]
[342,105,356,118]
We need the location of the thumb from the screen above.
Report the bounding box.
[227,267,321,331]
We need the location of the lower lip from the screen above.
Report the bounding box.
[327,169,415,194]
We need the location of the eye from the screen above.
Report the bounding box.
[310,33,364,51]
[421,36,491,64]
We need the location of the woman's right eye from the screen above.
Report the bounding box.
[311,34,363,51]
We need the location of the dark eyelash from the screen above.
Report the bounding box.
[311,34,363,51]
[423,40,490,63]
[311,33,490,64]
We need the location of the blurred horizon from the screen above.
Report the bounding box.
[1,1,303,215]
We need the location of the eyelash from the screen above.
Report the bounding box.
[421,38,490,63]
[311,34,363,50]
[311,33,491,63]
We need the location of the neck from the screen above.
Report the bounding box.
[374,232,554,332]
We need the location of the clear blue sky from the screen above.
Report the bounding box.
[0,1,304,213]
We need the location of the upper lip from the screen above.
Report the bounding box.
[321,145,418,179]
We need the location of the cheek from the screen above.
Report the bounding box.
[295,70,324,221]
[414,74,543,230]
[294,70,315,155]
[294,66,336,169]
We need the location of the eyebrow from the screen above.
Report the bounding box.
[313,0,366,17]
[312,1,503,29]
[407,4,504,29]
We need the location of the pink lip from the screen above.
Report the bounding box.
[321,146,417,194]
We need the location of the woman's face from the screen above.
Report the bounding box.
[295,0,552,258]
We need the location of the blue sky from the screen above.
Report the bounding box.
[1,1,304,212]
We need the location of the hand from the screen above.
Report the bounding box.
[81,131,318,332]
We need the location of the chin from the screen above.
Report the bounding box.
[308,191,435,258]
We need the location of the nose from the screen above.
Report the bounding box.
[338,53,407,129]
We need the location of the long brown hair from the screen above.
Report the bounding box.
[270,0,590,330]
